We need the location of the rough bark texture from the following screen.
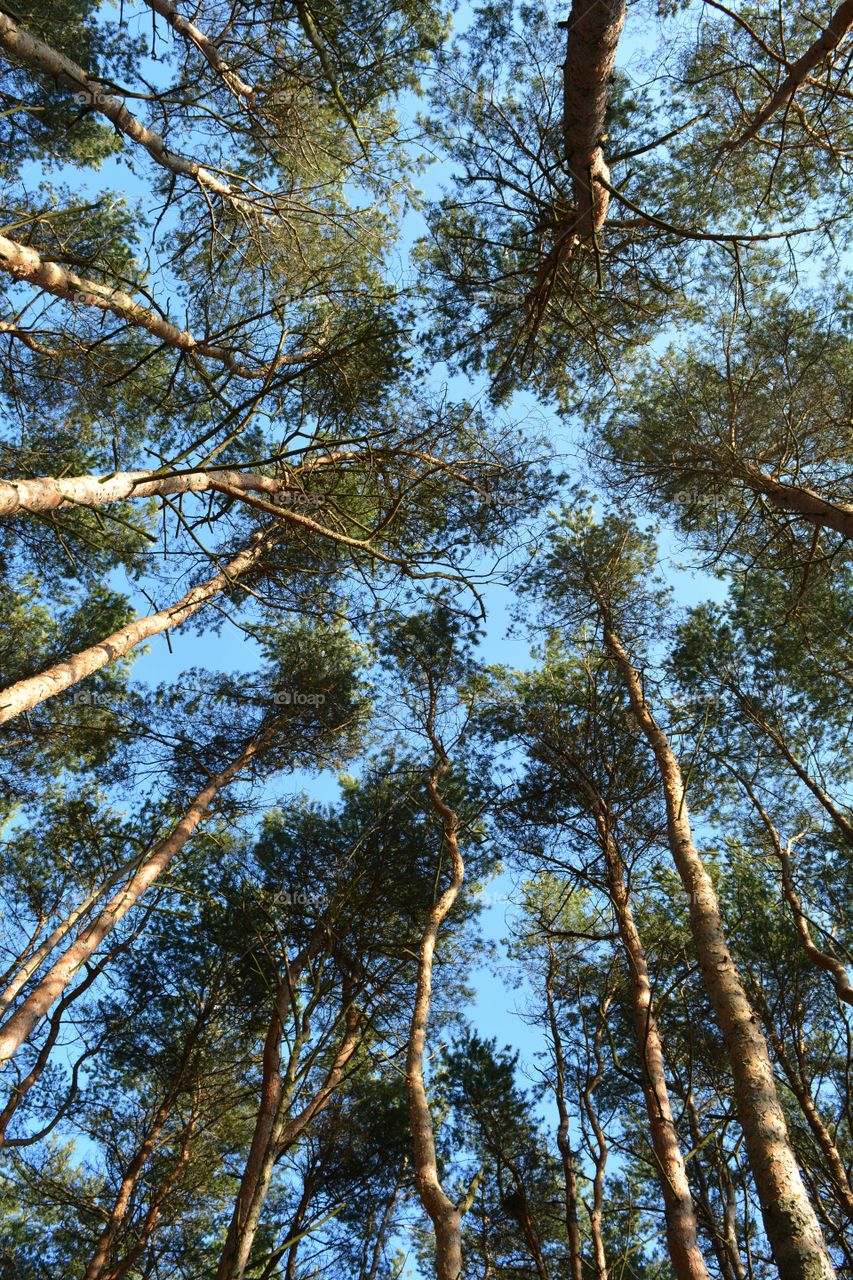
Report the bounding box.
[597,813,710,1280]
[0,235,319,376]
[0,530,272,725]
[562,0,627,239]
[0,736,262,1064]
[601,616,836,1280]
[406,763,465,1280]
[732,0,853,146]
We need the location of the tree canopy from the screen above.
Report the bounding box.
[1,1,853,1278]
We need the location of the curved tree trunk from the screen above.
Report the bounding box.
[406,761,466,1280]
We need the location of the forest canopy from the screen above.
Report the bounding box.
[1,1,852,1278]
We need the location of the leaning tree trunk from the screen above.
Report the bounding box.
[731,0,853,146]
[0,733,264,1065]
[600,614,836,1280]
[0,530,272,725]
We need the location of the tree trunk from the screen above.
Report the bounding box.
[0,848,155,1015]
[544,944,584,1280]
[740,465,853,542]
[0,234,319,376]
[406,762,465,1280]
[597,812,710,1280]
[601,616,835,1280]
[562,0,626,239]
[730,0,853,146]
[0,467,310,518]
[0,14,244,204]
[0,530,272,725]
[216,955,359,1280]
[0,735,263,1063]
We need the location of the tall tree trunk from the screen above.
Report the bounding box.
[406,760,465,1280]
[599,612,835,1280]
[761,1010,853,1220]
[739,464,853,542]
[0,14,245,204]
[0,847,156,1015]
[83,1003,212,1280]
[562,0,626,239]
[581,998,610,1280]
[216,956,359,1280]
[0,954,109,1143]
[596,810,710,1280]
[0,530,272,725]
[0,467,315,518]
[684,1092,747,1280]
[544,943,584,1280]
[101,1104,199,1280]
[0,734,263,1064]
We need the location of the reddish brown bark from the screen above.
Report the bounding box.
[562,0,627,239]
[742,467,853,542]
[101,1105,199,1280]
[731,0,853,146]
